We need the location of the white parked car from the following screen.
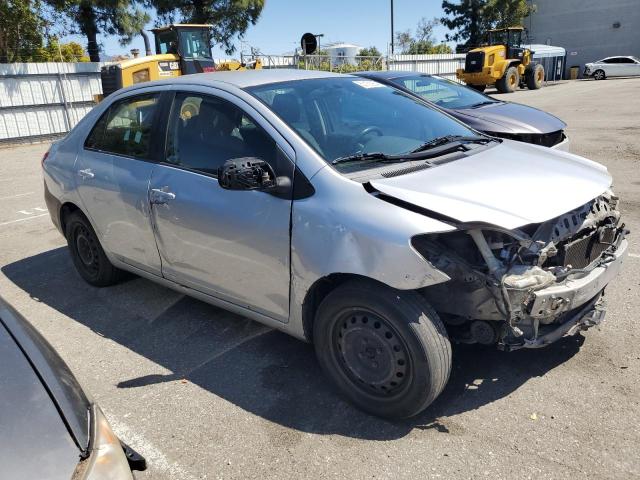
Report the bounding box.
[584,56,640,80]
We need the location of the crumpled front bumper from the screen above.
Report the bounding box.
[530,239,627,320]
[505,239,628,350]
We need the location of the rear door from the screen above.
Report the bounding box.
[148,88,294,322]
[76,90,164,275]
[619,57,640,76]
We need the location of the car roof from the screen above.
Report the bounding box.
[153,68,352,89]
[357,70,432,81]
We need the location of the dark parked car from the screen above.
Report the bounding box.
[0,296,145,479]
[357,71,569,150]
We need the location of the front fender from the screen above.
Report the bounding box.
[287,166,454,339]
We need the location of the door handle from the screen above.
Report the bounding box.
[150,187,176,205]
[77,168,95,179]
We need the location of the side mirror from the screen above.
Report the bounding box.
[218,157,277,191]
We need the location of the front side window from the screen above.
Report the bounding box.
[246,77,475,170]
[156,30,178,55]
[396,75,496,109]
[85,94,160,158]
[165,93,279,176]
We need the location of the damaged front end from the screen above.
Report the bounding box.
[412,191,628,350]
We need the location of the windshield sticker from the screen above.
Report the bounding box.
[352,80,384,89]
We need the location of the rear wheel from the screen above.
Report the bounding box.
[526,63,544,89]
[469,84,486,92]
[313,280,451,419]
[593,69,606,80]
[65,211,124,286]
[496,66,520,93]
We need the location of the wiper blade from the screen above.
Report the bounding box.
[410,135,493,153]
[331,151,393,165]
[469,100,499,108]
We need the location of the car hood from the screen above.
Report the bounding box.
[368,140,611,230]
[0,320,80,480]
[450,102,566,135]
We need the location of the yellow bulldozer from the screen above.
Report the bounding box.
[99,24,262,99]
[456,26,544,93]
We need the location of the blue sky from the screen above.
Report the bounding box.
[61,0,450,58]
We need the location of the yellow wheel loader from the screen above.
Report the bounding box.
[456,26,544,93]
[99,24,262,99]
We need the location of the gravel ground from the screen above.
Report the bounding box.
[0,77,639,480]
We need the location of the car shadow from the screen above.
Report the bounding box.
[2,247,585,440]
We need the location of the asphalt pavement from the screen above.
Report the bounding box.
[0,77,639,479]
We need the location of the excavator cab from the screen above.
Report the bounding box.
[99,24,261,99]
[488,27,524,60]
[152,24,216,75]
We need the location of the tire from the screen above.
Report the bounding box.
[313,280,452,419]
[526,63,544,89]
[65,211,124,286]
[469,84,486,92]
[496,66,520,93]
[593,69,606,81]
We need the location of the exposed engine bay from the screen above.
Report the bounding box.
[412,191,628,350]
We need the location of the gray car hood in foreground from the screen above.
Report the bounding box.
[369,140,611,230]
[0,322,80,480]
[451,101,566,135]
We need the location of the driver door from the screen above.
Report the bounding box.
[149,90,295,321]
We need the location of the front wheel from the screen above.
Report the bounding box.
[496,66,520,93]
[593,69,606,80]
[526,63,544,89]
[313,280,451,419]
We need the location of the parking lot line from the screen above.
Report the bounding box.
[0,192,34,201]
[0,213,48,227]
[629,253,640,259]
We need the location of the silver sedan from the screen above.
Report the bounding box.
[584,56,640,80]
[43,69,627,418]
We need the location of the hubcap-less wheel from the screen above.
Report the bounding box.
[594,70,605,80]
[335,311,410,396]
[73,224,100,277]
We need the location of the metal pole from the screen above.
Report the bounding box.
[390,0,395,55]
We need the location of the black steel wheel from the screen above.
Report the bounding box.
[335,310,412,397]
[65,211,124,286]
[314,280,451,419]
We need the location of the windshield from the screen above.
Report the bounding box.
[246,77,475,169]
[178,28,212,59]
[393,75,497,109]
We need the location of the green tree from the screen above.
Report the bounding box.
[394,30,412,53]
[45,0,150,61]
[395,17,453,55]
[0,0,49,62]
[148,0,264,55]
[45,37,90,61]
[485,0,531,30]
[441,0,531,47]
[358,46,381,57]
[441,0,489,47]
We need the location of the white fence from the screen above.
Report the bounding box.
[0,62,103,142]
[388,54,466,81]
[1,54,466,142]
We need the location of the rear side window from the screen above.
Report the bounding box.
[85,94,160,158]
